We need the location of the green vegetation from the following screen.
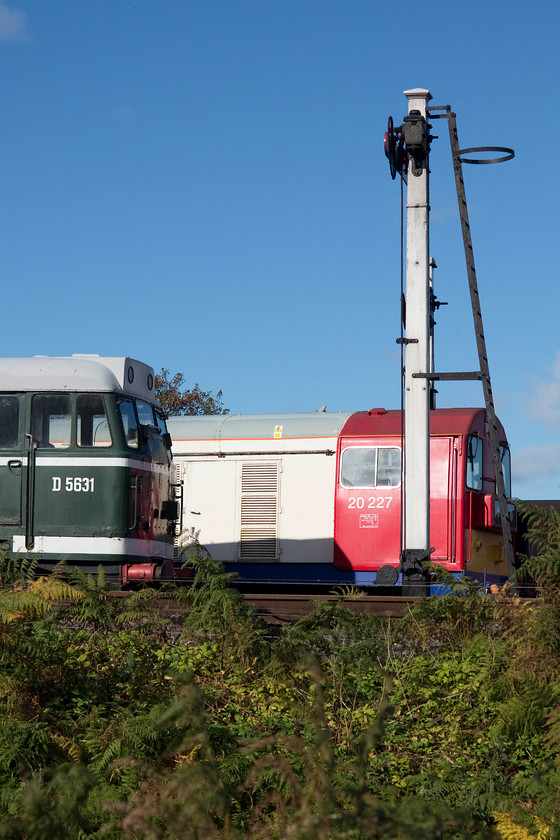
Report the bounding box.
[1,504,560,838]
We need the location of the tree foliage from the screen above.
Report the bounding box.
[154,368,228,417]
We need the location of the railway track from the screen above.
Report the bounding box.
[240,591,538,623]
[102,590,418,622]
[239,593,419,622]
[68,589,537,626]
[103,590,483,624]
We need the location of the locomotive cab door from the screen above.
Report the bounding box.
[0,394,24,527]
[429,436,459,566]
[334,443,402,570]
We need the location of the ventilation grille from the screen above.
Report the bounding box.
[241,463,278,493]
[239,462,278,560]
[239,529,277,559]
[241,497,277,524]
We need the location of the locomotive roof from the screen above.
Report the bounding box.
[0,355,158,403]
[341,407,506,439]
[167,411,354,441]
[168,407,507,442]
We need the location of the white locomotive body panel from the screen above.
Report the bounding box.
[168,413,352,566]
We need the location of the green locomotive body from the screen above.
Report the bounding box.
[0,355,178,583]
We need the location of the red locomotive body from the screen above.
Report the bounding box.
[334,408,512,585]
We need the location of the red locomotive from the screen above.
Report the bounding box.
[167,405,514,591]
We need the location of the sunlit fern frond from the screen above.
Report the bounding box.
[50,733,83,764]
[28,576,84,603]
[493,811,550,840]
[0,589,56,623]
[535,815,552,840]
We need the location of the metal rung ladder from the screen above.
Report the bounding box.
[429,105,516,586]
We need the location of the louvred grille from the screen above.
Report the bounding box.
[239,463,278,560]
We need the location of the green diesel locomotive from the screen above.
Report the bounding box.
[0,355,178,584]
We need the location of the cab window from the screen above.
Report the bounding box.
[77,395,112,447]
[136,399,156,427]
[118,399,139,449]
[466,434,483,491]
[500,444,512,497]
[31,394,71,448]
[154,408,168,436]
[377,448,401,486]
[341,447,401,488]
[0,396,19,449]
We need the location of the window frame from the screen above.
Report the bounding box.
[466,433,483,491]
[117,397,140,450]
[500,443,512,498]
[0,395,20,449]
[76,394,113,448]
[30,393,72,449]
[339,445,402,489]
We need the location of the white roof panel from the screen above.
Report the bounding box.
[167,412,353,442]
[0,355,157,402]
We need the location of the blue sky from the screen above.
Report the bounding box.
[0,1,558,499]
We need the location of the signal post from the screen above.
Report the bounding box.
[401,89,432,590]
[384,88,434,590]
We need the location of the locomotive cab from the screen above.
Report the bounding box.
[333,408,515,588]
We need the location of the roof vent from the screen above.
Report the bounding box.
[368,408,387,416]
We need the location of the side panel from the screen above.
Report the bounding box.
[0,456,24,527]
[11,455,174,565]
[273,450,336,563]
[33,454,128,536]
[180,458,238,563]
[176,449,338,565]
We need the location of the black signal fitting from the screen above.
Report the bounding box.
[402,110,431,174]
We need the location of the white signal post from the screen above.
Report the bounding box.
[403,88,432,570]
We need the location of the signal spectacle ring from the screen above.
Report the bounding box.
[458,146,515,164]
